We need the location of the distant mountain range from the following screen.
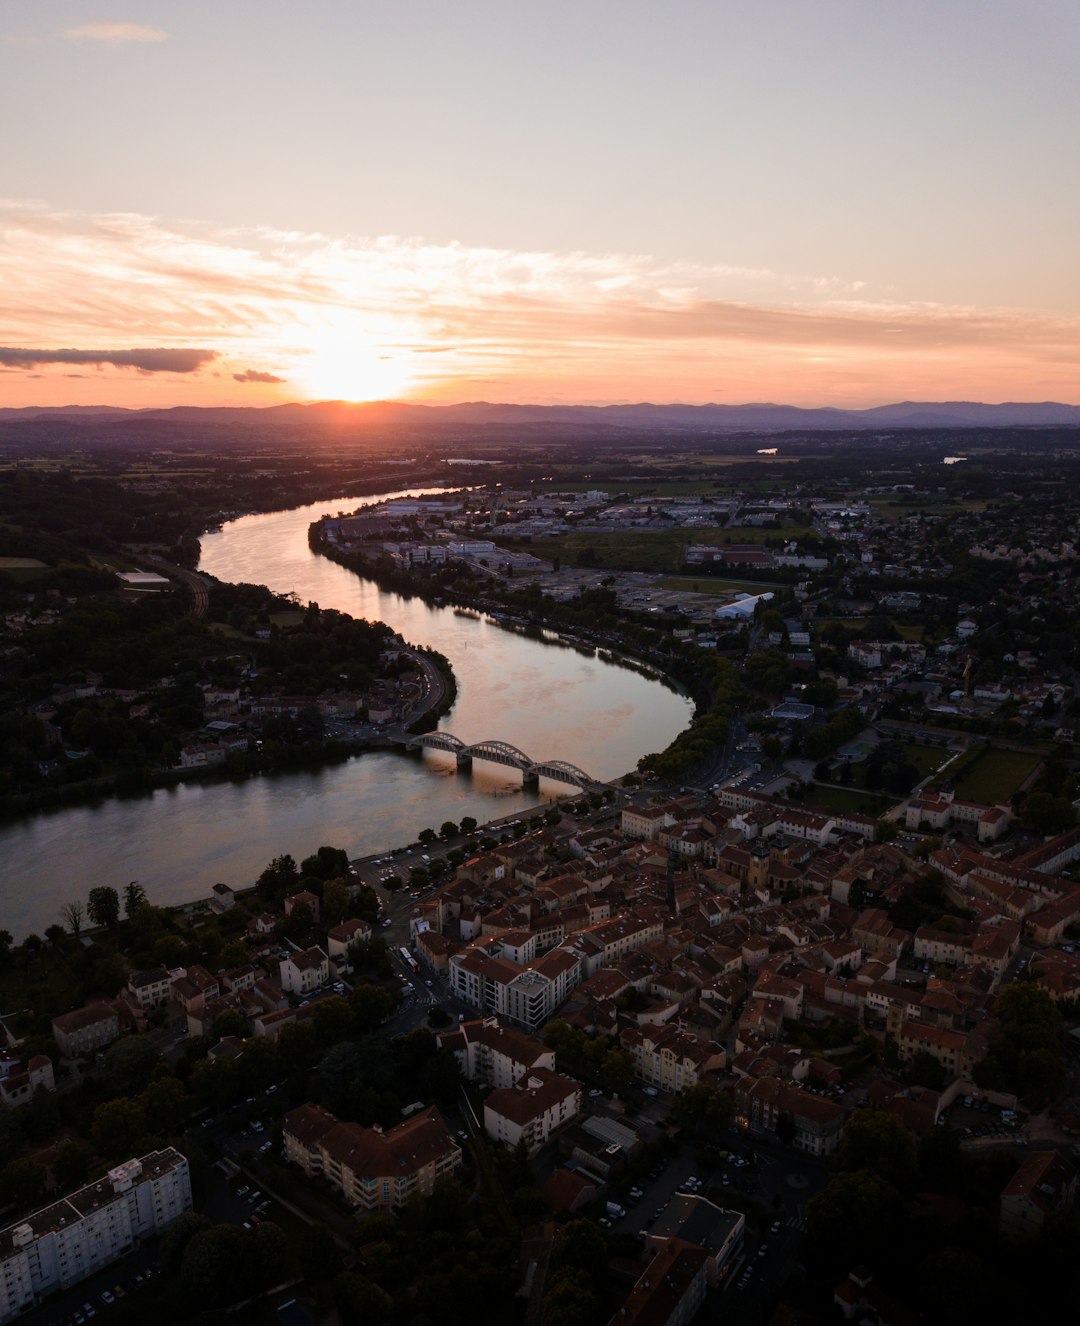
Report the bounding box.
[2,399,1080,432]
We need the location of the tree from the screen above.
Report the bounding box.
[460,816,477,834]
[87,886,120,928]
[837,1109,916,1193]
[1019,791,1076,836]
[138,1076,191,1134]
[0,1157,47,1210]
[91,1098,148,1157]
[161,1211,212,1275]
[312,995,353,1046]
[552,1219,607,1274]
[321,877,350,927]
[257,853,299,904]
[53,1140,92,1191]
[418,827,438,846]
[123,880,148,917]
[59,900,84,937]
[103,1035,162,1094]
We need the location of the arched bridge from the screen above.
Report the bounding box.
[405,732,597,790]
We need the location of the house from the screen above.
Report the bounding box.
[483,1069,581,1153]
[735,1077,845,1156]
[999,1149,1077,1237]
[279,947,330,996]
[51,1004,120,1059]
[125,967,171,1011]
[283,1102,461,1211]
[0,1056,55,1109]
[210,883,235,912]
[326,918,371,962]
[284,890,321,922]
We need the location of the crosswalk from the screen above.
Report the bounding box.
[784,1213,806,1232]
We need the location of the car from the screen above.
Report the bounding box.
[642,1086,658,1097]
[73,1314,85,1325]
[770,1220,781,1234]
[757,1244,768,1259]
[101,1291,115,1305]
[588,1088,603,1098]
[112,1286,125,1300]
[237,1184,250,1195]
[83,1306,96,1320]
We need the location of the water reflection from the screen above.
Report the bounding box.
[0,488,692,937]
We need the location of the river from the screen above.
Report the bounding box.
[0,489,692,939]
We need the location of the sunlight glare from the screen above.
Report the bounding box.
[295,329,414,401]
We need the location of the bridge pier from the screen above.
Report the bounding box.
[522,769,540,790]
[455,752,473,770]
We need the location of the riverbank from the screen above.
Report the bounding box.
[308,519,737,782]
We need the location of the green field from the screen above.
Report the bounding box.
[530,526,801,574]
[0,557,48,568]
[949,748,1042,803]
[805,783,895,815]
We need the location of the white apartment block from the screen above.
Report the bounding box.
[279,946,330,996]
[0,1150,191,1323]
[483,1070,582,1154]
[448,947,582,1031]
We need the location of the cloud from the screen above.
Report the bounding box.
[1,199,1078,406]
[64,23,169,44]
[0,347,216,373]
[232,368,285,384]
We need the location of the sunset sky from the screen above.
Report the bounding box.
[2,1,1078,408]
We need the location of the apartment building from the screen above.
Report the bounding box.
[0,1150,191,1323]
[124,968,171,1012]
[50,1005,120,1060]
[483,1069,581,1153]
[436,1017,554,1088]
[620,1025,726,1094]
[283,1103,461,1212]
[448,946,582,1030]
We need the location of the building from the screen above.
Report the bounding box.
[50,1005,120,1060]
[436,1017,554,1088]
[0,1057,55,1109]
[448,946,582,1030]
[482,1069,581,1153]
[125,968,171,1012]
[326,918,371,963]
[608,1238,709,1326]
[999,1150,1078,1238]
[0,1150,191,1323]
[279,947,330,996]
[283,1103,461,1212]
[645,1194,745,1284]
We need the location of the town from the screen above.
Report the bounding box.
[3,431,1080,1326]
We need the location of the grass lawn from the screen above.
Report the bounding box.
[898,743,952,780]
[805,783,895,816]
[949,748,1042,803]
[0,556,48,568]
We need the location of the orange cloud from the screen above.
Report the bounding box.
[0,201,1077,407]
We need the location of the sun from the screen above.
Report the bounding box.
[295,330,414,401]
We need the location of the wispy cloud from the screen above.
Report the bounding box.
[0,347,215,373]
[1,200,1077,405]
[64,22,170,44]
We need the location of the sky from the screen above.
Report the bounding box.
[2,0,1079,408]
